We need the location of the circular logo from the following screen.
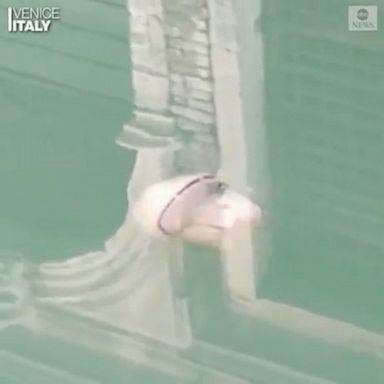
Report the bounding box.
[357,8,369,21]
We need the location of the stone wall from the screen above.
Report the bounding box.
[123,0,220,175]
[164,0,219,174]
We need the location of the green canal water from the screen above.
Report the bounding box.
[0,0,135,261]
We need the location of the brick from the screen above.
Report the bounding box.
[171,81,185,97]
[164,4,209,20]
[191,31,209,44]
[132,71,169,111]
[164,25,182,38]
[170,73,184,84]
[130,13,168,76]
[132,110,175,136]
[168,38,209,55]
[164,0,206,7]
[185,76,213,92]
[167,46,210,67]
[170,63,210,78]
[188,88,213,101]
[171,105,214,124]
[192,132,218,144]
[188,98,214,113]
[193,18,208,31]
[177,116,214,133]
[172,95,186,105]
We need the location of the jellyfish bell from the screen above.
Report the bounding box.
[132,174,262,249]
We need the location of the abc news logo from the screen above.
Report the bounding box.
[348,6,378,31]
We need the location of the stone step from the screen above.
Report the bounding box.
[116,112,178,149]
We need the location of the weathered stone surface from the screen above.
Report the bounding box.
[185,76,213,92]
[195,54,210,68]
[190,17,207,31]
[133,110,175,137]
[117,124,174,150]
[130,0,163,15]
[176,116,214,133]
[170,63,210,78]
[171,77,213,102]
[190,31,209,44]
[170,73,184,84]
[130,2,168,75]
[207,0,238,52]
[192,132,218,144]
[188,88,213,101]
[163,0,206,8]
[174,139,220,174]
[188,98,214,113]
[168,48,210,68]
[171,105,214,124]
[170,59,210,75]
[164,25,182,38]
[170,81,185,97]
[172,95,185,104]
[164,13,196,37]
[163,3,208,20]
[127,0,219,174]
[167,48,195,65]
[132,71,169,111]
[168,38,209,55]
